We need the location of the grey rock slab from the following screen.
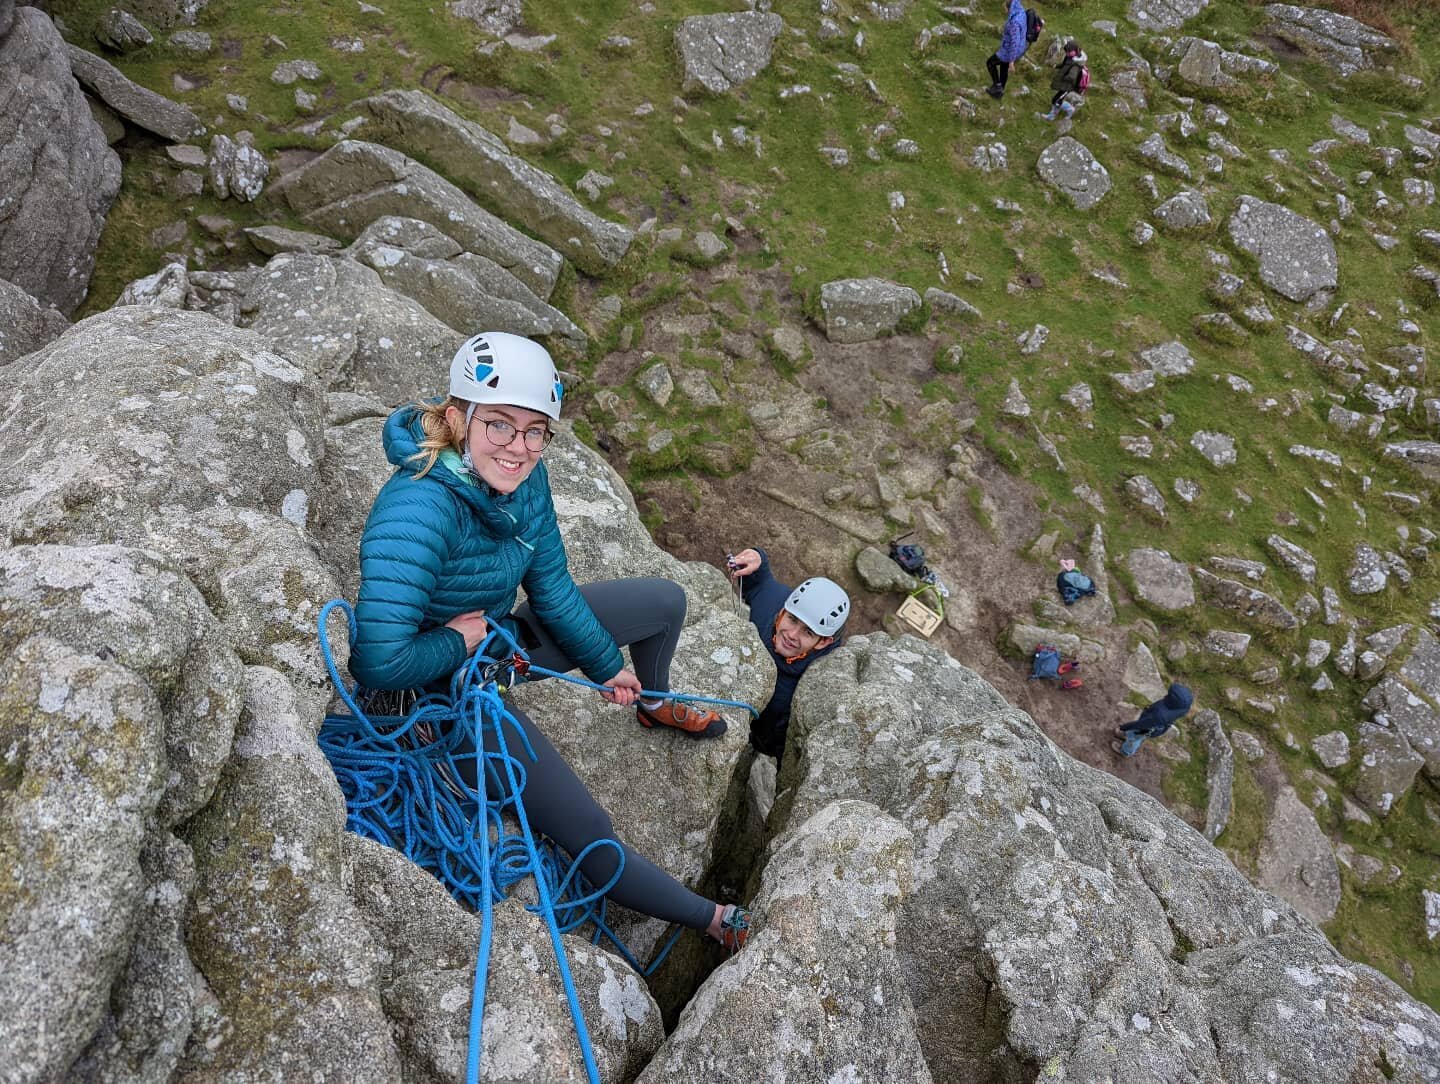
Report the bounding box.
[348,838,662,1083]
[447,0,522,35]
[1193,709,1233,841]
[0,10,121,315]
[66,42,204,141]
[1312,730,1350,768]
[1256,785,1341,926]
[818,277,921,343]
[1205,630,1252,659]
[270,139,562,300]
[345,216,584,345]
[168,28,212,53]
[1346,542,1388,595]
[674,12,785,94]
[1265,535,1317,583]
[123,0,206,27]
[1193,569,1299,629]
[1124,640,1169,703]
[208,133,268,202]
[1263,3,1398,75]
[0,637,169,1084]
[241,251,462,405]
[270,58,321,84]
[243,224,343,256]
[1140,340,1195,377]
[1136,133,1192,179]
[1399,629,1440,706]
[1355,721,1423,815]
[1227,195,1338,302]
[1154,189,1212,230]
[856,545,917,593]
[636,362,673,407]
[1128,0,1209,30]
[769,632,1440,1080]
[1126,548,1195,611]
[1191,430,1237,467]
[1007,623,1106,664]
[0,278,69,365]
[1125,475,1167,520]
[350,91,632,275]
[924,287,981,319]
[1176,37,1234,89]
[94,8,153,52]
[1035,137,1112,210]
[1383,440,1440,480]
[178,665,402,1081]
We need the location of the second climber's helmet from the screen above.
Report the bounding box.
[449,331,563,420]
[783,577,851,638]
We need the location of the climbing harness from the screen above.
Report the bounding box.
[315,600,757,1084]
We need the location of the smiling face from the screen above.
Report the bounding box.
[773,610,834,659]
[445,402,551,494]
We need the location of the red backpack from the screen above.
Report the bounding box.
[1076,64,1091,93]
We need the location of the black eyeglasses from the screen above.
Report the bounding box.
[475,417,553,452]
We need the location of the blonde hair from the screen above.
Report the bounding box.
[407,397,466,479]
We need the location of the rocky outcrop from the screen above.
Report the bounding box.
[1256,785,1341,926]
[0,8,122,315]
[270,139,563,300]
[346,90,633,275]
[1128,0,1208,30]
[1194,569,1299,629]
[1228,195,1338,302]
[0,277,68,364]
[345,215,584,344]
[66,42,204,141]
[1036,137,1112,210]
[819,277,921,343]
[1126,548,1195,611]
[675,12,785,94]
[1263,4,1399,76]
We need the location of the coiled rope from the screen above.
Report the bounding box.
[315,599,757,1084]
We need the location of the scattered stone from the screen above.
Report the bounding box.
[1209,557,1266,582]
[1347,543,1388,595]
[1127,549,1195,612]
[818,278,921,344]
[1194,569,1299,629]
[270,58,321,85]
[1257,785,1341,926]
[65,42,204,142]
[1129,0,1210,32]
[970,142,1008,173]
[1001,379,1031,418]
[1124,641,1169,703]
[856,546,916,593]
[685,230,728,264]
[94,8,153,52]
[923,288,981,320]
[1061,383,1093,413]
[1263,3,1399,76]
[1205,630,1252,659]
[1400,629,1440,705]
[1136,133,1192,179]
[575,170,613,202]
[1017,324,1049,355]
[1111,370,1157,395]
[1035,137,1113,210]
[1227,196,1338,302]
[1125,476,1168,521]
[1191,430,1237,467]
[1154,189,1212,231]
[674,12,784,94]
[636,363,673,408]
[1312,731,1350,769]
[1140,341,1195,377]
[168,28,211,53]
[208,133,267,202]
[506,115,544,147]
[243,225,343,256]
[1007,623,1106,665]
[1355,722,1423,816]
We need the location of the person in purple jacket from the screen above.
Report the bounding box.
[986,0,1030,99]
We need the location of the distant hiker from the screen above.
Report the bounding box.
[350,331,749,951]
[1039,39,1089,121]
[1111,683,1194,757]
[986,0,1034,99]
[726,547,850,759]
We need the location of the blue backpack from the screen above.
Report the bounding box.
[1057,569,1097,605]
[1030,646,1062,680]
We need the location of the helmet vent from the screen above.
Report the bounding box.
[485,374,500,388]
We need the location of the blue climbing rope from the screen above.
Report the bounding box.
[314,599,756,1083]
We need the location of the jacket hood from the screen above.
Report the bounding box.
[1164,684,1194,711]
[382,404,431,471]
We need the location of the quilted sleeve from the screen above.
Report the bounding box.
[350,477,469,690]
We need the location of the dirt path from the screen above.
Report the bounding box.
[584,267,1172,806]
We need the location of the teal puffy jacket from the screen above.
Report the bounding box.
[349,407,624,691]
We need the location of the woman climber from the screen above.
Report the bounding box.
[348,330,749,952]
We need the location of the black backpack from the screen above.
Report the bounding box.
[1024,8,1044,44]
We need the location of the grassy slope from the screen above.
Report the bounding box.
[55,0,1440,1003]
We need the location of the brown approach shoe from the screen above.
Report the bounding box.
[637,699,727,739]
[717,905,751,954]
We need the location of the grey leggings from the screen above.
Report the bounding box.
[453,577,715,931]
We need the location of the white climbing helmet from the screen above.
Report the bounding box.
[783,577,850,638]
[448,331,563,420]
